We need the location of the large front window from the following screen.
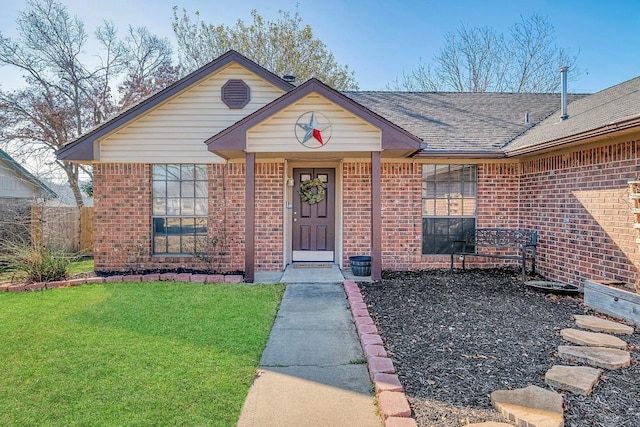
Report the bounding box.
[422,164,477,254]
[152,164,208,255]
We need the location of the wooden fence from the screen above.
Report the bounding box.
[31,206,93,254]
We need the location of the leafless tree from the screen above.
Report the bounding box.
[389,14,578,93]
[118,26,181,110]
[0,0,178,207]
[172,7,359,90]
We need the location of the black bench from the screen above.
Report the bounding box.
[450,228,538,282]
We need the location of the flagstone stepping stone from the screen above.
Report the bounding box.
[573,315,634,335]
[560,328,628,349]
[558,345,631,370]
[545,365,602,395]
[491,385,564,427]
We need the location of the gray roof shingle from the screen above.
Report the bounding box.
[503,76,640,155]
[343,92,585,154]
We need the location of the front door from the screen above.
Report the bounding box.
[292,168,335,261]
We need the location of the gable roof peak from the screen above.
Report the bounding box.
[57,49,294,161]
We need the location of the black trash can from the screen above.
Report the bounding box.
[349,255,371,277]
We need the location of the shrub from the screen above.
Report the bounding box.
[1,242,70,282]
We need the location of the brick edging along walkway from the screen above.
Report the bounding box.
[0,273,245,292]
[343,280,418,427]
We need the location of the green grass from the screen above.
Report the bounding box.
[67,258,95,276]
[0,281,284,426]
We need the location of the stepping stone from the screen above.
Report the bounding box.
[558,345,631,370]
[491,385,564,427]
[573,315,634,335]
[545,365,602,395]
[560,328,627,349]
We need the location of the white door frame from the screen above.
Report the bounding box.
[284,160,343,268]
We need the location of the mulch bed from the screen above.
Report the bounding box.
[359,269,640,427]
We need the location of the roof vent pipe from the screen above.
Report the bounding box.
[560,66,569,120]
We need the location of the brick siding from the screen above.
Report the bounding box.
[343,162,372,266]
[95,138,640,287]
[520,140,640,286]
[94,163,246,274]
[254,163,284,271]
[209,164,245,273]
[381,162,422,270]
[93,163,153,272]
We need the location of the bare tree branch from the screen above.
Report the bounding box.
[0,0,178,207]
[390,14,579,93]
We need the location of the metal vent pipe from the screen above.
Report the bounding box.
[560,66,569,120]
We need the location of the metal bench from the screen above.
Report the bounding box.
[450,228,538,282]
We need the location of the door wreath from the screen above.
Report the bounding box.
[298,178,326,205]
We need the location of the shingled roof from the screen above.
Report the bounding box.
[503,76,640,155]
[344,92,585,156]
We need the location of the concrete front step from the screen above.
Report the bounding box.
[573,315,634,335]
[558,345,631,370]
[560,328,627,349]
[491,385,564,427]
[545,365,602,395]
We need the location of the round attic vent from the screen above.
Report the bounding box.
[221,79,250,109]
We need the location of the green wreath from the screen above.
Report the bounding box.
[298,178,326,205]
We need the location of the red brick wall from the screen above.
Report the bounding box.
[478,163,521,228]
[209,163,245,273]
[94,163,246,274]
[381,162,422,270]
[520,140,640,286]
[254,163,284,271]
[94,139,640,287]
[343,162,372,266]
[93,163,152,272]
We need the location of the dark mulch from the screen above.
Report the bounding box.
[359,269,640,427]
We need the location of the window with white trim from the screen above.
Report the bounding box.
[152,164,208,255]
[422,164,477,254]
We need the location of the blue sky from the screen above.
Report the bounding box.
[0,0,639,93]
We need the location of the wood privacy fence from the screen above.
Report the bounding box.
[31,206,93,254]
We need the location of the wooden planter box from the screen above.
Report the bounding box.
[584,279,640,326]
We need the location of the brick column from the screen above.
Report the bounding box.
[245,153,255,283]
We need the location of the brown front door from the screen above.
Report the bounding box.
[292,168,335,261]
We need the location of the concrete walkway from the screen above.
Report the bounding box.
[237,281,381,426]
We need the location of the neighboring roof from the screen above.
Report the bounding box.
[56,50,295,161]
[504,76,640,155]
[344,92,585,157]
[0,149,57,198]
[206,78,423,159]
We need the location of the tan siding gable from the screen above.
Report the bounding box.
[247,92,381,153]
[100,63,286,163]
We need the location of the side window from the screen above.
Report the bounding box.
[152,164,208,255]
[422,164,477,254]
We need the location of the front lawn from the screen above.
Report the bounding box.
[0,281,283,426]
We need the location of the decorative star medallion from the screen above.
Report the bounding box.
[294,111,332,148]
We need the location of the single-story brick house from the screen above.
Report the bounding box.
[57,50,640,287]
